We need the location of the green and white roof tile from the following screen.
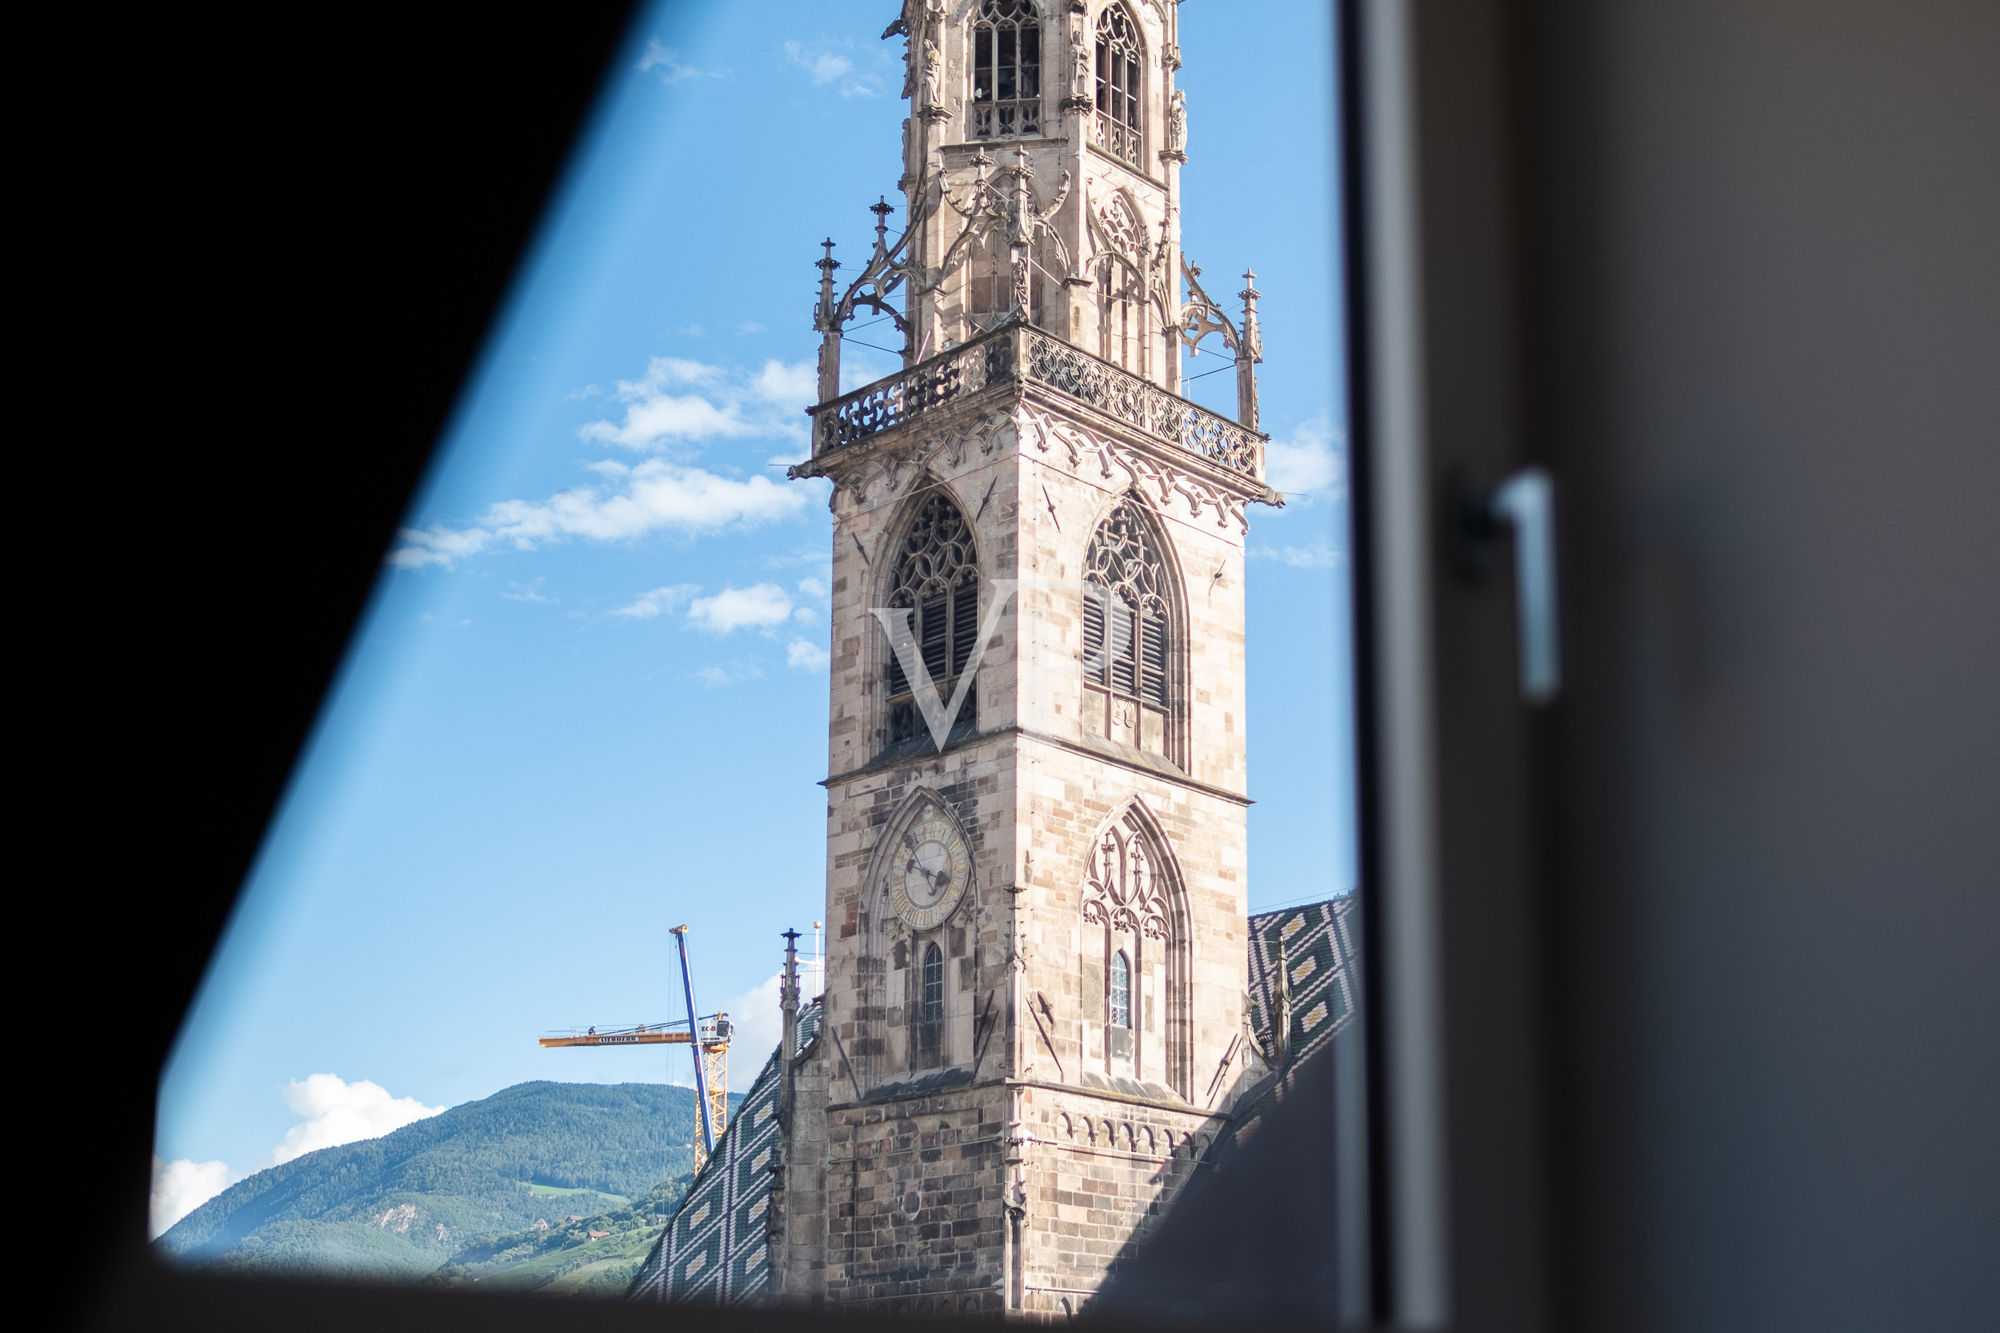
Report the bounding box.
[627,1002,818,1305]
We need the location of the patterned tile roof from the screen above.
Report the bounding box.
[627,896,1356,1306]
[626,1001,818,1306]
[1245,894,1361,1068]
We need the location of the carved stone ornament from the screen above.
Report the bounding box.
[820,408,1016,513]
[1081,808,1173,943]
[1017,401,1263,533]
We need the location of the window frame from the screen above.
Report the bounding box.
[969,0,1044,142]
[879,490,984,758]
[1093,5,1145,167]
[1080,494,1183,766]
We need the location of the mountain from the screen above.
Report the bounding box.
[426,1170,695,1297]
[158,1081,727,1287]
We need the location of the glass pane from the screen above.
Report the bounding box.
[154,0,1359,1322]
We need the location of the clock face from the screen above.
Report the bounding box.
[888,807,970,929]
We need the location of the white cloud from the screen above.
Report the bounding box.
[502,578,555,603]
[637,39,729,86]
[753,359,816,413]
[716,972,784,1072]
[391,459,808,568]
[735,322,766,335]
[150,1157,235,1239]
[390,352,819,571]
[1264,417,1348,501]
[782,39,883,97]
[687,583,793,634]
[694,659,765,688]
[563,383,603,401]
[615,583,700,619]
[787,638,830,670]
[783,41,852,85]
[1249,544,1343,569]
[577,355,815,452]
[796,576,827,599]
[270,1075,445,1166]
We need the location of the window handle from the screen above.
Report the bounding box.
[1463,467,1562,703]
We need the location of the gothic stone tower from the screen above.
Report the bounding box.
[776,2,1280,1318]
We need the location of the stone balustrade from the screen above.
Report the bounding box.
[808,322,1265,482]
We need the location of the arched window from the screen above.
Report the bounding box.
[914,940,945,1069]
[1082,498,1177,760]
[884,493,981,752]
[1094,6,1143,166]
[971,0,1042,141]
[1082,804,1189,1093]
[921,942,945,1025]
[1109,950,1131,1028]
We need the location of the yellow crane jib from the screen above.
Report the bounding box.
[537,926,733,1172]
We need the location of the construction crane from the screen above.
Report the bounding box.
[539,924,731,1172]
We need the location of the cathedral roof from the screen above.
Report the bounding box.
[1223,893,1362,1151]
[626,894,1358,1307]
[626,1001,818,1307]
[1245,894,1361,1070]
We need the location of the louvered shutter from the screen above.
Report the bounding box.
[951,578,979,678]
[1082,588,1107,683]
[1141,610,1169,706]
[887,601,911,696]
[919,590,950,683]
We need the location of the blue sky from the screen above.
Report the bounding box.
[152,0,1349,1237]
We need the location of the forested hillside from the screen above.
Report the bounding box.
[157,1081,726,1287]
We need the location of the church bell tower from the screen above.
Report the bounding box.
[777,2,1281,1317]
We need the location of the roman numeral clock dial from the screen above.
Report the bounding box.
[889,809,970,930]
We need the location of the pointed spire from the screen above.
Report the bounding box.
[814,239,840,332]
[1237,268,1263,360]
[870,196,895,256]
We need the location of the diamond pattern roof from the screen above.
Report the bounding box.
[627,895,1357,1305]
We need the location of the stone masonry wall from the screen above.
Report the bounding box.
[822,1088,1010,1315]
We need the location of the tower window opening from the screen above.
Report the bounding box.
[971,0,1042,140]
[921,943,945,1025]
[1082,499,1177,759]
[885,494,981,752]
[914,940,945,1068]
[1094,7,1144,166]
[1109,950,1131,1029]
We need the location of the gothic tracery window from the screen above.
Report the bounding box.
[1082,498,1177,759]
[1094,6,1144,166]
[885,493,981,751]
[971,0,1042,141]
[1081,806,1187,1093]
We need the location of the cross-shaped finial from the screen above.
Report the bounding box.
[870,196,894,242]
[783,927,801,945]
[817,238,839,273]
